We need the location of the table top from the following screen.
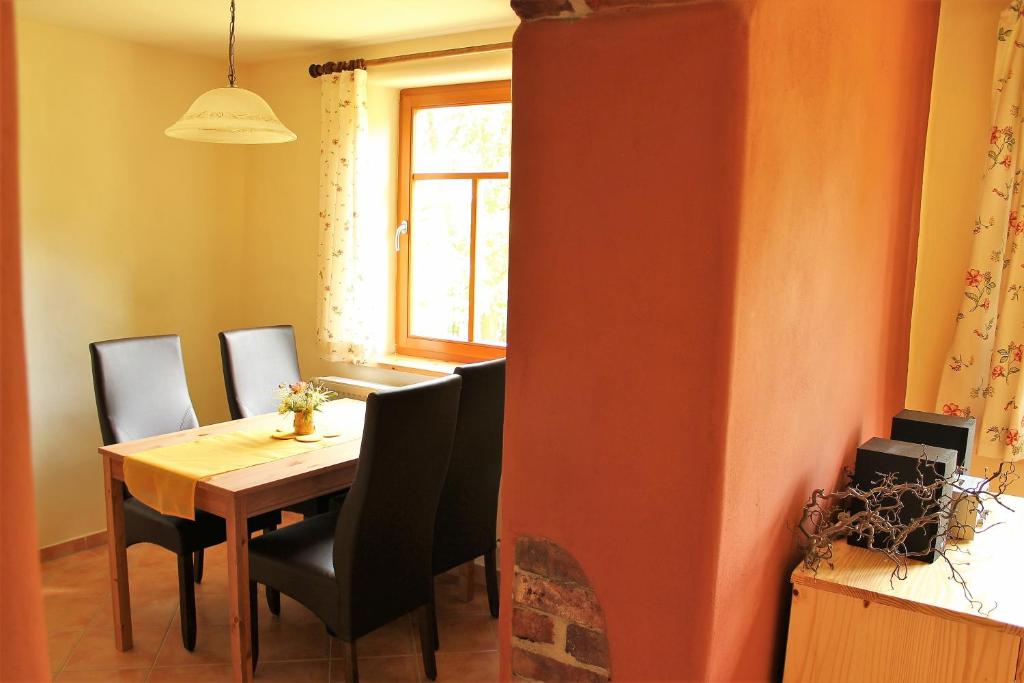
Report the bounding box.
[791,494,1024,635]
[99,398,366,496]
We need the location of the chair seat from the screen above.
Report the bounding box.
[249,511,340,631]
[124,498,281,555]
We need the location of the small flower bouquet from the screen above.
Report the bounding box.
[277,381,336,435]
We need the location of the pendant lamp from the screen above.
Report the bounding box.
[165,0,295,144]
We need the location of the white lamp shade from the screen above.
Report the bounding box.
[165,86,296,144]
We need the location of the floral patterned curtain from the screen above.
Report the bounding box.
[936,2,1024,461]
[315,67,385,364]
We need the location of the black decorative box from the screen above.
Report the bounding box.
[890,409,975,470]
[847,437,957,563]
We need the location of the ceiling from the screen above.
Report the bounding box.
[14,0,518,61]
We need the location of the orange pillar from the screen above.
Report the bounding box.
[503,3,749,680]
[1,2,50,680]
[502,0,939,680]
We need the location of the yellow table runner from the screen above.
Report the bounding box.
[124,405,364,519]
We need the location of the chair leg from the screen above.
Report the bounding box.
[254,525,281,615]
[266,586,281,616]
[417,605,438,680]
[193,549,204,584]
[249,581,259,673]
[176,554,197,651]
[336,639,358,683]
[428,579,439,651]
[484,548,499,618]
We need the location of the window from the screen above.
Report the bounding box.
[396,81,511,362]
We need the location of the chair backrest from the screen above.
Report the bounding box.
[432,359,506,574]
[219,325,301,419]
[334,374,462,639]
[89,335,199,446]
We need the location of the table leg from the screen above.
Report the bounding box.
[103,457,132,650]
[225,498,253,682]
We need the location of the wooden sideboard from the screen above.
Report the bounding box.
[783,495,1024,682]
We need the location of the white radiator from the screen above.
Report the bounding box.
[316,376,395,401]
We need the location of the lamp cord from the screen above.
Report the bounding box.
[227,0,236,87]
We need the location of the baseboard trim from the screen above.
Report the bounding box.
[40,530,107,562]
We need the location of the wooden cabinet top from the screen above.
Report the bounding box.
[791,494,1024,636]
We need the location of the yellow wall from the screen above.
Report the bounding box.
[908,0,1024,494]
[907,0,1003,411]
[15,17,512,548]
[239,28,513,386]
[16,17,248,547]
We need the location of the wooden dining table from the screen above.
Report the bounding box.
[99,398,367,683]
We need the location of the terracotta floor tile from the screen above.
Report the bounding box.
[48,631,83,673]
[169,588,231,627]
[333,655,421,683]
[63,625,168,671]
[256,660,332,682]
[43,594,102,634]
[434,578,492,620]
[127,544,178,569]
[147,664,234,682]
[333,617,416,658]
[435,651,499,682]
[188,566,230,593]
[43,564,110,597]
[257,621,331,662]
[436,616,498,654]
[41,548,103,578]
[149,660,332,682]
[43,536,497,683]
[257,594,323,625]
[127,570,183,603]
[89,595,177,631]
[55,668,151,682]
[167,587,321,629]
[155,623,232,668]
[41,555,78,578]
[280,511,305,526]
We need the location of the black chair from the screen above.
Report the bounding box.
[218,325,337,523]
[429,359,505,647]
[219,325,301,420]
[89,334,281,651]
[248,375,463,682]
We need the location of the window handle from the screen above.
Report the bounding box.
[395,220,408,252]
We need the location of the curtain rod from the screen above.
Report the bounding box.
[308,41,512,78]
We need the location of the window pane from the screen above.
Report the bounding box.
[410,179,471,341]
[413,103,511,174]
[474,179,510,346]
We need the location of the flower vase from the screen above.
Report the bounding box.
[293,411,315,436]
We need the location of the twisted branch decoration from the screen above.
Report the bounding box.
[793,457,1017,615]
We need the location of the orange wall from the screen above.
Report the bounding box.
[503,4,748,680]
[1,1,49,678]
[711,0,939,679]
[503,0,938,680]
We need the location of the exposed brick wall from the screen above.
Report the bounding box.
[512,537,611,681]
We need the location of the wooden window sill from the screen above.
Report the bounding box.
[373,353,460,377]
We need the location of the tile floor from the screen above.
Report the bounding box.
[42,516,498,682]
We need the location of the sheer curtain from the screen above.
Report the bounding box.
[936,3,1024,461]
[314,64,385,364]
